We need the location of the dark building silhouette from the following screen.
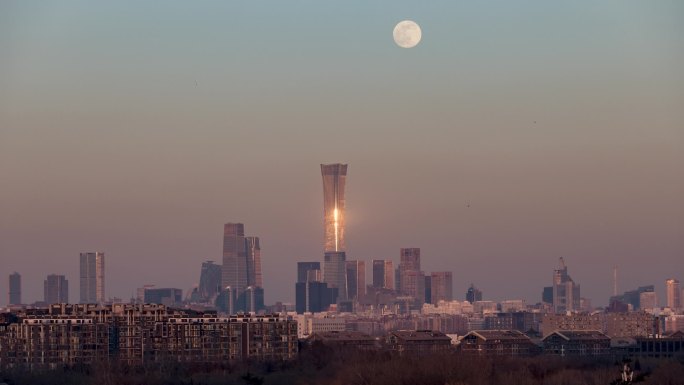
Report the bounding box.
[542,286,553,304]
[44,274,68,304]
[295,282,338,314]
[424,276,432,304]
[198,261,222,302]
[242,286,265,312]
[610,285,655,310]
[297,262,321,283]
[144,288,182,306]
[466,283,482,303]
[9,272,21,306]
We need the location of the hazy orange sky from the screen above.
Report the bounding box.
[1,1,682,306]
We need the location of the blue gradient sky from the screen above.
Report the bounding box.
[1,1,683,306]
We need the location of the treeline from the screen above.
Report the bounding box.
[1,346,683,385]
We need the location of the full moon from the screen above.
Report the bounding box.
[393,20,422,48]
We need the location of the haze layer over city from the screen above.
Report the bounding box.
[1,1,683,307]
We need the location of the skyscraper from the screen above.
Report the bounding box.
[198,261,222,302]
[80,252,105,304]
[9,272,21,306]
[44,274,69,304]
[321,164,348,300]
[321,163,347,253]
[552,257,580,313]
[397,248,421,294]
[430,272,453,304]
[221,223,264,313]
[639,291,657,310]
[222,223,247,292]
[666,278,681,309]
[466,284,483,303]
[372,260,394,290]
[402,270,426,303]
[345,260,366,300]
[323,251,347,301]
[297,262,321,283]
[245,237,263,288]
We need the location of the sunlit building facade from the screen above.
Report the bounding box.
[345,260,366,300]
[666,278,681,309]
[79,252,105,304]
[321,164,347,253]
[372,260,394,290]
[321,164,348,300]
[246,236,262,288]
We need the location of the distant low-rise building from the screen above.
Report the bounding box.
[628,331,684,358]
[305,331,377,350]
[542,330,611,356]
[459,330,540,356]
[386,330,452,355]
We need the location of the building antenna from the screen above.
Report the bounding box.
[613,265,618,296]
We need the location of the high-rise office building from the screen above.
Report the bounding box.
[424,276,432,304]
[9,272,21,306]
[323,251,347,300]
[321,164,348,301]
[610,285,655,310]
[430,272,453,304]
[345,260,365,300]
[295,281,338,314]
[144,288,182,306]
[321,164,347,253]
[198,261,222,302]
[307,269,322,282]
[666,278,681,309]
[397,248,421,294]
[79,252,105,304]
[44,274,69,304]
[244,286,265,312]
[245,237,262,288]
[639,291,657,310]
[372,260,394,290]
[466,283,483,303]
[552,257,580,313]
[221,223,264,312]
[297,262,321,283]
[222,223,247,292]
[402,270,426,303]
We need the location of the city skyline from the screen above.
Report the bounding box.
[1,2,683,306]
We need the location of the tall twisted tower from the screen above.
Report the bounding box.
[320,164,347,252]
[321,164,348,300]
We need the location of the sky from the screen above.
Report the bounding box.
[1,1,683,306]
